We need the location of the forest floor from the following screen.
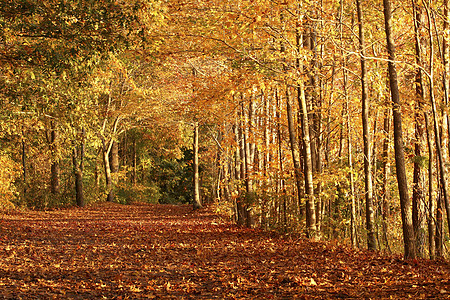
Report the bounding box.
[0,202,449,299]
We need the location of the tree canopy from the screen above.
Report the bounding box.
[1,0,450,259]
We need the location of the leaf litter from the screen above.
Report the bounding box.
[0,202,449,299]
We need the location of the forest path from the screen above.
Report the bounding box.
[0,202,449,299]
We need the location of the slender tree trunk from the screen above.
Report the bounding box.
[412,0,426,258]
[51,156,60,194]
[443,0,450,148]
[347,87,357,248]
[425,2,450,239]
[442,0,450,241]
[336,0,356,246]
[262,91,271,228]
[314,110,323,234]
[372,109,379,248]
[286,87,304,218]
[94,150,100,188]
[233,124,241,183]
[356,0,376,250]
[73,128,85,207]
[381,108,392,253]
[342,55,357,246]
[276,88,285,228]
[324,61,335,169]
[102,138,114,202]
[109,140,119,173]
[436,184,444,257]
[215,128,225,203]
[298,75,316,237]
[425,112,435,258]
[233,124,244,225]
[47,121,60,195]
[245,97,255,197]
[383,0,416,259]
[237,106,247,225]
[223,149,231,204]
[435,137,443,257]
[242,97,254,226]
[193,121,202,209]
[21,129,27,198]
[132,137,137,186]
[296,26,316,237]
[73,157,84,207]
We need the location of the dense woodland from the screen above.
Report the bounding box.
[1,0,450,260]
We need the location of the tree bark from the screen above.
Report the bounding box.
[94,149,101,188]
[286,87,304,219]
[381,108,392,253]
[275,88,285,228]
[109,140,119,173]
[425,112,435,258]
[73,128,85,207]
[296,24,316,237]
[244,97,254,197]
[298,75,316,237]
[383,0,416,259]
[441,0,450,242]
[21,129,27,198]
[132,136,137,186]
[425,1,450,241]
[233,124,244,225]
[193,121,202,209]
[436,183,444,257]
[356,0,376,250]
[262,90,271,228]
[412,0,426,258]
[47,121,60,195]
[102,138,114,202]
[346,79,357,248]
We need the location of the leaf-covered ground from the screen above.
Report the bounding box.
[0,203,449,299]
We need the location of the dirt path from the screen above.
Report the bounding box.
[0,202,449,299]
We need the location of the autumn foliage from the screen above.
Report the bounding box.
[2,0,450,261]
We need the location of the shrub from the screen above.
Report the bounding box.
[0,153,20,209]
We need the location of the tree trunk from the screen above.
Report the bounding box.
[346,81,357,248]
[436,184,444,257]
[47,121,60,195]
[314,109,323,234]
[262,90,271,228]
[237,109,247,225]
[132,137,137,186]
[412,0,426,258]
[21,129,27,198]
[442,0,450,242]
[286,87,304,219]
[102,138,114,202]
[296,25,316,237]
[383,0,416,259]
[233,124,244,225]
[381,108,392,253]
[298,76,316,238]
[276,88,285,228]
[337,0,357,246]
[73,128,85,207]
[356,0,376,250]
[109,140,119,173]
[425,1,450,241]
[193,121,202,209]
[425,112,435,258]
[244,96,254,205]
